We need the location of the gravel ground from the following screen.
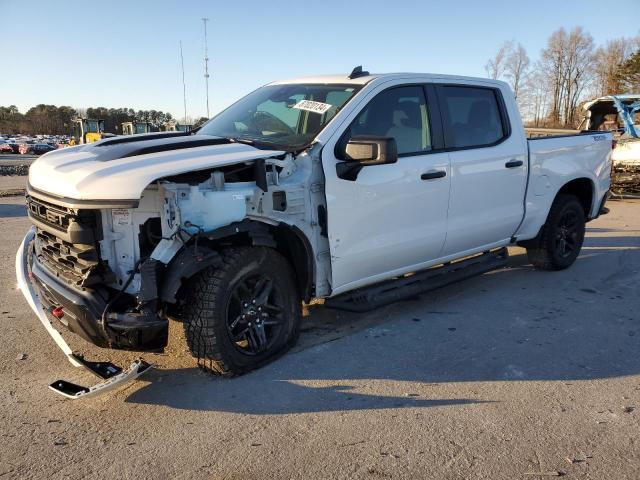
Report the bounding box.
[0,196,638,479]
[0,158,34,177]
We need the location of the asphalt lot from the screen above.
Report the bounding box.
[0,195,639,479]
[0,176,27,196]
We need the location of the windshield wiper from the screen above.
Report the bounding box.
[227,137,283,151]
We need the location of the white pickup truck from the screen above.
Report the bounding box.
[16,68,613,397]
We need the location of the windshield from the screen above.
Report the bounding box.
[86,120,99,133]
[197,84,360,150]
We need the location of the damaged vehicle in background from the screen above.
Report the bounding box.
[16,68,613,398]
[579,95,640,196]
[527,94,640,196]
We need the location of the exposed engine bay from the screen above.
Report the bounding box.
[25,145,331,353]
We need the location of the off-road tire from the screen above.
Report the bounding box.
[526,194,586,271]
[181,247,301,376]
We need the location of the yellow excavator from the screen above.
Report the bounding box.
[69,118,111,145]
[121,122,158,135]
[163,120,194,132]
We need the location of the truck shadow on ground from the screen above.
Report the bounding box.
[126,232,639,414]
[0,202,26,218]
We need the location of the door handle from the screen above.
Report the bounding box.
[505,160,523,168]
[421,170,447,180]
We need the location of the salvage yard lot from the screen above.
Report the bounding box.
[0,196,639,479]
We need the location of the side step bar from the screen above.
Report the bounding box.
[325,248,509,313]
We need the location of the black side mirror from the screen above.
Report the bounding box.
[336,136,398,181]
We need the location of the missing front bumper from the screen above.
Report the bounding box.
[15,228,154,398]
[24,229,169,351]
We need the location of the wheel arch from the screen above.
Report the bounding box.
[555,177,595,218]
[163,219,315,305]
[518,176,594,249]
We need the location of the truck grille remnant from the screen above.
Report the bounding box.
[35,230,109,287]
[27,194,113,288]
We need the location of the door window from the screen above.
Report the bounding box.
[438,86,507,148]
[348,86,432,156]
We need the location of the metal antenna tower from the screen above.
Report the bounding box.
[202,17,210,118]
[179,40,187,123]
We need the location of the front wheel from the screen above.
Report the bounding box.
[181,247,301,376]
[526,194,586,270]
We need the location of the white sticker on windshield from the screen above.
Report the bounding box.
[292,100,333,115]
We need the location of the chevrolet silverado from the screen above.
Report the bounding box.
[16,68,613,397]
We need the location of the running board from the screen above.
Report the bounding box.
[325,248,509,312]
[49,360,152,399]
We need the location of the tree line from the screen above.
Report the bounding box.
[486,28,640,127]
[0,105,209,135]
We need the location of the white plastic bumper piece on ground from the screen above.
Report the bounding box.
[15,228,152,399]
[48,360,152,399]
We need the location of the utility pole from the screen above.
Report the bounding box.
[179,40,187,124]
[202,17,210,118]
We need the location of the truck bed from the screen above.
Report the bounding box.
[514,131,613,242]
[525,127,581,138]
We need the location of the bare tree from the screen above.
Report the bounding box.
[504,43,530,99]
[563,27,594,125]
[485,41,514,80]
[517,67,553,127]
[540,28,568,126]
[593,37,638,96]
[539,27,595,126]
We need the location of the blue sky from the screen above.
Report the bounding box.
[1,0,637,119]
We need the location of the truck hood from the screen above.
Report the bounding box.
[28,134,284,201]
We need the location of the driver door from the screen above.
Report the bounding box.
[322,85,451,295]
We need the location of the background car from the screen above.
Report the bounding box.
[31,143,56,155]
[18,143,55,155]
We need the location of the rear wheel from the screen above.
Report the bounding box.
[526,194,586,270]
[181,247,301,376]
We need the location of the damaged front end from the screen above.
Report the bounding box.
[16,228,154,399]
[20,150,307,354]
[23,187,170,351]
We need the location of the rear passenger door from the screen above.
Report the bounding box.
[436,84,527,257]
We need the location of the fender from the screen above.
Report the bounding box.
[203,219,277,247]
[159,246,223,303]
[159,221,277,303]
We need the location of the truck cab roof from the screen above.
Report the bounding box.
[270,72,509,89]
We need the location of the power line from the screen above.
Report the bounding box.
[202,17,210,118]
